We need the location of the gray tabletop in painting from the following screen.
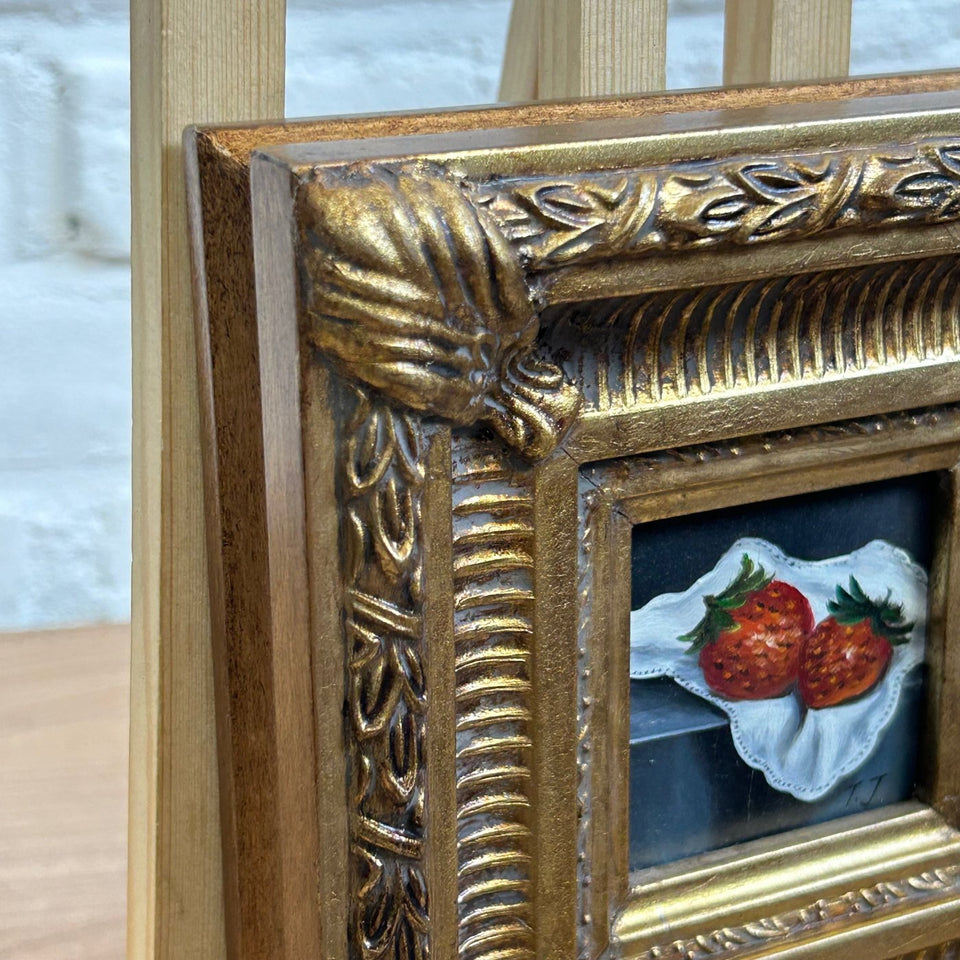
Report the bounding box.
[628,670,924,871]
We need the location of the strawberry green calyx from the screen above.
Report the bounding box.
[679,553,772,653]
[827,576,914,645]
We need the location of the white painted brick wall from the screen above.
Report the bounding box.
[0,0,958,629]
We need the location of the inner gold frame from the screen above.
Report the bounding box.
[188,79,960,960]
[580,411,960,958]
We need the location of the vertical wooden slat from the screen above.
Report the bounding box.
[538,0,668,99]
[723,0,852,85]
[129,4,285,960]
[500,0,540,101]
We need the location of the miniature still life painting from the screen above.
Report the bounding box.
[628,473,938,871]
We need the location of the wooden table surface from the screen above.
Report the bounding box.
[0,623,129,960]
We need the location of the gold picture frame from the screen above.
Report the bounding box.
[187,76,960,960]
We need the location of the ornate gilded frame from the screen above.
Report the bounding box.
[188,79,960,960]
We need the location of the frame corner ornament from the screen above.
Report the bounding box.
[296,163,583,462]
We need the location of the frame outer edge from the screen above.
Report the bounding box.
[250,152,324,959]
[184,127,242,960]
[239,90,960,960]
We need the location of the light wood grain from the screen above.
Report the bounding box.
[500,0,540,100]
[538,0,668,98]
[188,119,325,959]
[724,0,853,84]
[0,624,129,960]
[129,3,285,960]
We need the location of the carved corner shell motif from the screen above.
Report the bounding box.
[296,164,582,461]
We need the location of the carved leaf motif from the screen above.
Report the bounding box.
[351,639,400,739]
[897,172,958,202]
[701,193,752,223]
[391,412,425,484]
[474,138,960,272]
[395,636,424,699]
[752,198,815,236]
[372,478,417,576]
[937,144,960,175]
[355,851,429,960]
[346,506,368,586]
[347,401,395,493]
[356,846,384,902]
[507,175,658,265]
[384,709,419,803]
[356,754,375,807]
[659,158,858,247]
[852,151,959,222]
[894,171,960,221]
[340,387,431,960]
[739,165,813,193]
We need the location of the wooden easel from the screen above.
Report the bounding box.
[128,2,854,957]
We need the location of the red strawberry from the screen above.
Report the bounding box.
[799,577,913,709]
[681,554,814,700]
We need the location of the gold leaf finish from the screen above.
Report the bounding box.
[452,436,536,960]
[296,165,581,461]
[245,93,960,960]
[634,869,960,959]
[473,139,960,270]
[547,255,960,410]
[341,389,431,960]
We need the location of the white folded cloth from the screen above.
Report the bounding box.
[629,538,927,801]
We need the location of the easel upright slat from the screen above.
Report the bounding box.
[724,0,853,84]
[500,0,540,101]
[129,3,286,959]
[538,0,668,99]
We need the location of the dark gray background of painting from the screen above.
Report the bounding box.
[628,471,942,871]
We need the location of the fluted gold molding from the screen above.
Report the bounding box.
[451,436,537,960]
[547,254,960,411]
